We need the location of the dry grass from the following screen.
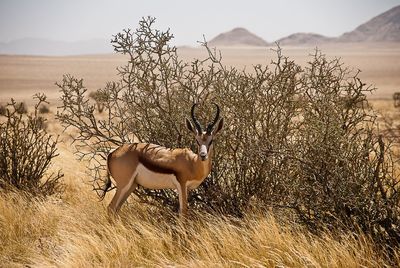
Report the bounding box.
[1,189,396,267]
[0,137,398,267]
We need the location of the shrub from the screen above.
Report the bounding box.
[0,104,6,116]
[88,90,107,113]
[0,94,63,196]
[15,102,27,114]
[57,17,399,249]
[39,104,50,114]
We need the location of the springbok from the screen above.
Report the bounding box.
[102,103,223,216]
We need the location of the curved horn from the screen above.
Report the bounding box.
[206,103,220,134]
[191,103,203,134]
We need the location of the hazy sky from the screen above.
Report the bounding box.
[0,0,399,45]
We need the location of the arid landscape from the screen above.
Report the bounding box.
[1,41,399,267]
[1,43,399,104]
[1,2,400,267]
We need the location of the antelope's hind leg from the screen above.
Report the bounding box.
[108,174,138,216]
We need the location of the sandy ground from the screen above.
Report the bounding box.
[0,42,399,103]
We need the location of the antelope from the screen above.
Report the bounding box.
[101,104,223,216]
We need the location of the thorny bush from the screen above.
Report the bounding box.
[0,94,63,196]
[88,90,107,113]
[57,17,400,249]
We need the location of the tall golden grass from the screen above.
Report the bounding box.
[1,143,398,267]
[1,105,400,267]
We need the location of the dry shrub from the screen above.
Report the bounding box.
[0,104,6,116]
[0,94,63,196]
[16,101,28,114]
[39,104,50,114]
[88,90,107,113]
[57,17,400,250]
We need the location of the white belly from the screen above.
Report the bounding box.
[134,164,178,190]
[186,180,202,190]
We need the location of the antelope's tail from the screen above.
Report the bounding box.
[98,152,113,201]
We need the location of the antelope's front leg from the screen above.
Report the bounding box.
[178,182,188,217]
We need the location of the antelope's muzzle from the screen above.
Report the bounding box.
[200,145,208,160]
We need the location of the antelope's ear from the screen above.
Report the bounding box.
[213,118,224,135]
[185,118,196,134]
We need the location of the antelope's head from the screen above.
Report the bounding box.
[186,103,224,161]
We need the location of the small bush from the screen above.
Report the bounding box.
[15,102,27,114]
[39,104,50,114]
[0,104,6,116]
[88,90,107,113]
[0,94,63,196]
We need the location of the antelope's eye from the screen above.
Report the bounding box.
[196,140,200,146]
[209,140,213,146]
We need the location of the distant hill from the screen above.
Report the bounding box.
[208,28,268,47]
[339,5,400,42]
[0,38,111,56]
[1,5,399,55]
[276,33,333,46]
[212,5,400,47]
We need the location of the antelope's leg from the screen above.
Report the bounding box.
[178,182,188,217]
[116,178,138,213]
[108,175,138,214]
[108,188,122,216]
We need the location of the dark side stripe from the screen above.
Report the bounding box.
[138,154,177,176]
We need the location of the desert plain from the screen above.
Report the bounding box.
[1,42,399,102]
[1,42,400,266]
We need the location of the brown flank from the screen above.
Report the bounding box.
[138,154,177,176]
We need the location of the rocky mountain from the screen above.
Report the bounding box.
[276,33,333,46]
[0,38,111,56]
[339,5,400,42]
[1,5,399,55]
[211,5,400,46]
[208,27,268,47]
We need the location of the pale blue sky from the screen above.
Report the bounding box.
[0,0,399,45]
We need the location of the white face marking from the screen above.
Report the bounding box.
[134,164,178,190]
[200,144,207,157]
[196,134,213,160]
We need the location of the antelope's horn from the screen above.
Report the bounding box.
[191,103,203,134]
[206,103,220,134]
